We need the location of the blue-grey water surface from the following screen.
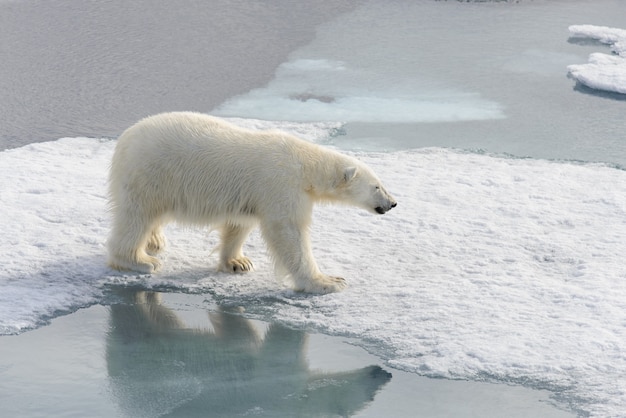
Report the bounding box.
[2,0,626,165]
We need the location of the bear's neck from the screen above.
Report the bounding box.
[301,146,351,203]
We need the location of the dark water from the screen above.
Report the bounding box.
[3,0,626,167]
[0,0,357,148]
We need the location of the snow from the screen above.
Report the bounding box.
[1,120,626,416]
[568,25,626,94]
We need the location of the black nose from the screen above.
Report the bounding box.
[391,202,397,208]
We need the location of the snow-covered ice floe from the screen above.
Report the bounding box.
[567,24,626,94]
[1,120,625,416]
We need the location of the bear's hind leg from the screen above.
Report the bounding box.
[146,225,166,254]
[218,222,255,273]
[107,214,162,274]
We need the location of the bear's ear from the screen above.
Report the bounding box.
[343,166,357,183]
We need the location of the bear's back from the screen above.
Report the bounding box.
[110,112,314,221]
[119,112,301,161]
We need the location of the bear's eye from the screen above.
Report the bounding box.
[375,186,380,190]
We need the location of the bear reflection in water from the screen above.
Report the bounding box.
[106,291,392,417]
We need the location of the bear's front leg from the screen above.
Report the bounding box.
[260,219,347,293]
[301,275,347,294]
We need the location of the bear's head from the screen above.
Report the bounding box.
[338,164,397,215]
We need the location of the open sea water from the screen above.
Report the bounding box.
[2,0,626,417]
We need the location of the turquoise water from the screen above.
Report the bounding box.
[0,291,573,418]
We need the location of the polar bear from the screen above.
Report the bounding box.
[107,112,396,293]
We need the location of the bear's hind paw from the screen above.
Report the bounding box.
[108,255,161,274]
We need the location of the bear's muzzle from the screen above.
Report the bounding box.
[375,201,397,214]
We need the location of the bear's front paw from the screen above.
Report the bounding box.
[219,257,254,274]
[300,275,347,294]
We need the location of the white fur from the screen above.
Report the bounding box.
[107,112,396,293]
